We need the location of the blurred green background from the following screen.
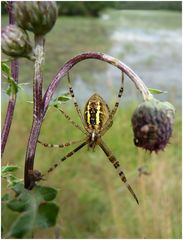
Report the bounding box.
[2,1,181,239]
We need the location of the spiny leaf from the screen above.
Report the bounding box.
[8,211,34,238]
[1,62,20,96]
[7,198,28,212]
[6,176,22,188]
[35,186,57,201]
[1,62,10,75]
[57,95,71,102]
[148,88,167,95]
[51,92,71,108]
[2,166,22,188]
[6,77,19,96]
[8,202,59,238]
[7,182,59,238]
[35,202,59,228]
[2,165,18,173]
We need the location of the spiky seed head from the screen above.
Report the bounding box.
[131,98,175,152]
[1,25,32,58]
[14,1,58,36]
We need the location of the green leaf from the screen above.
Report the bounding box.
[7,198,28,212]
[7,178,22,188]
[11,182,25,195]
[8,211,34,238]
[7,177,22,188]
[35,202,59,228]
[2,193,10,202]
[6,77,19,96]
[1,62,10,75]
[35,185,57,201]
[148,88,167,94]
[51,92,71,108]
[1,61,20,96]
[2,165,18,174]
[2,173,22,188]
[57,94,71,102]
[9,202,59,238]
[7,182,59,238]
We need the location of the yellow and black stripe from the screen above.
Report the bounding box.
[84,94,110,130]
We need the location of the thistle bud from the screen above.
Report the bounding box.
[131,98,175,152]
[1,25,32,58]
[14,1,58,36]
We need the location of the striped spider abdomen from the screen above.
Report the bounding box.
[84,94,110,131]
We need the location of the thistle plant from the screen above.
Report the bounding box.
[2,24,33,59]
[1,1,175,238]
[2,0,175,192]
[1,1,19,157]
[1,2,59,238]
[14,1,58,36]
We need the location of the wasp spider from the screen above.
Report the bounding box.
[38,72,139,204]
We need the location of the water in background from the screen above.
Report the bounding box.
[71,10,182,109]
[2,10,181,110]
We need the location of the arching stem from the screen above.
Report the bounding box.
[24,52,152,189]
[43,52,152,114]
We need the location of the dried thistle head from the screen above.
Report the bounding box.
[131,98,175,152]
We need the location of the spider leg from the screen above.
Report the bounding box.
[44,141,87,175]
[110,71,124,117]
[98,138,139,205]
[38,138,86,148]
[67,72,87,128]
[34,141,87,182]
[101,71,124,135]
[56,107,87,135]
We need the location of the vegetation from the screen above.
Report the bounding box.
[2,170,59,238]
[1,1,181,17]
[58,1,115,17]
[115,1,181,12]
[1,2,181,238]
[2,94,181,238]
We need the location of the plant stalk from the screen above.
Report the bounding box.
[33,35,45,118]
[43,52,152,114]
[1,1,19,157]
[24,35,45,189]
[24,118,42,189]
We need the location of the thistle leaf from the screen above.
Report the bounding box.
[51,92,71,108]
[1,62,10,75]
[2,165,18,173]
[148,88,167,94]
[7,183,59,238]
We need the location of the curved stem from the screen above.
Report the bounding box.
[24,51,152,189]
[43,52,152,114]
[1,1,19,157]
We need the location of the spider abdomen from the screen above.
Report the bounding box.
[84,94,110,130]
